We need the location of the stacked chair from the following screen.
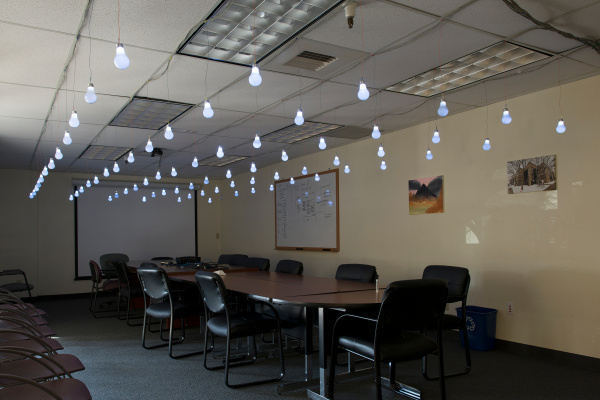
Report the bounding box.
[0,288,91,399]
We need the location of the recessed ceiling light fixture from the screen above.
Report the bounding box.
[261,121,341,144]
[109,97,194,130]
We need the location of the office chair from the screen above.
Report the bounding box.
[0,348,85,385]
[151,257,173,261]
[275,259,303,275]
[0,374,92,399]
[242,257,270,271]
[195,271,285,388]
[99,253,129,279]
[88,260,119,318]
[0,269,34,298]
[335,264,378,283]
[111,261,143,326]
[422,265,472,379]
[137,266,204,359]
[328,279,448,400]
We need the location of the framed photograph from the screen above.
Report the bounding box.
[507,155,556,194]
[409,175,444,215]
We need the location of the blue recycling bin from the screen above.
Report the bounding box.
[456,305,498,351]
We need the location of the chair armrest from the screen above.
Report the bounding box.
[331,313,376,339]
[253,299,282,323]
[0,269,25,276]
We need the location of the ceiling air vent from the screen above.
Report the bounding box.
[284,51,337,72]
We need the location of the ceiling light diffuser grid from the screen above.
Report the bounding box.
[78,145,132,161]
[109,97,194,130]
[386,42,550,97]
[178,0,344,66]
[261,121,342,144]
[198,154,248,167]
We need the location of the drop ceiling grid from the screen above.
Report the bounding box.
[513,29,582,54]
[171,107,250,136]
[387,0,477,17]
[504,0,600,21]
[222,114,290,139]
[48,95,130,127]
[545,2,600,40]
[567,47,600,68]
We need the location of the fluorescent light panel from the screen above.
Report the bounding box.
[109,97,194,130]
[178,0,344,65]
[386,42,549,97]
[198,154,248,167]
[261,121,342,144]
[79,145,131,161]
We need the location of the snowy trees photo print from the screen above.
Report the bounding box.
[408,176,444,215]
[507,155,556,194]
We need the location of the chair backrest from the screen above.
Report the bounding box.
[137,266,171,300]
[140,262,159,268]
[335,264,377,283]
[229,254,248,266]
[243,257,270,271]
[151,257,173,261]
[275,260,303,275]
[217,254,232,264]
[422,265,470,303]
[89,260,102,284]
[99,253,129,273]
[195,271,228,314]
[377,279,448,335]
[111,261,131,287]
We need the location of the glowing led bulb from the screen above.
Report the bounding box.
[438,98,448,117]
[188,193,192,199]
[55,146,63,160]
[230,180,235,188]
[164,124,173,140]
[556,117,566,133]
[426,148,433,160]
[127,151,135,163]
[152,192,156,198]
[192,157,198,168]
[208,197,212,203]
[235,191,239,197]
[432,127,441,144]
[371,124,381,139]
[357,79,369,101]
[174,186,179,194]
[108,195,112,201]
[48,158,55,169]
[114,43,130,69]
[84,83,97,104]
[69,111,79,127]
[156,170,161,180]
[377,145,385,158]
[69,194,74,201]
[113,161,120,173]
[269,184,274,191]
[124,187,128,195]
[216,146,224,158]
[203,100,214,118]
[333,155,340,166]
[318,137,326,150]
[483,138,491,151]
[281,149,288,161]
[302,165,307,175]
[502,106,512,124]
[177,197,181,203]
[250,162,257,173]
[94,176,99,184]
[204,176,209,185]
[274,171,280,180]
[344,164,350,174]
[253,133,262,148]
[103,167,109,177]
[380,160,387,170]
[250,176,255,185]
[145,139,153,153]
[215,186,219,194]
[42,166,48,176]
[63,130,72,145]
[290,177,295,185]
[171,167,177,177]
[74,190,80,198]
[133,184,138,191]
[162,189,166,196]
[143,177,149,186]
[189,182,194,190]
[294,108,304,125]
[86,179,91,187]
[251,187,255,194]
[226,169,232,179]
[248,64,262,87]
[201,190,205,196]
[115,191,120,198]
[79,186,84,193]
[143,196,147,202]
[315,173,320,181]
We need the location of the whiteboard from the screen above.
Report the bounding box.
[275,169,339,251]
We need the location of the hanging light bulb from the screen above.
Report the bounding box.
[29,193,34,199]
[281,149,288,161]
[86,179,91,188]
[79,185,84,193]
[230,180,235,188]
[426,148,433,160]
[315,173,320,181]
[371,124,381,139]
[35,183,41,189]
[437,97,448,117]
[380,160,387,170]
[155,170,161,180]
[294,108,304,125]
[204,176,209,185]
[319,137,326,150]
[113,161,120,173]
[145,139,153,153]
[250,162,257,173]
[208,197,212,203]
[290,177,295,185]
[483,138,491,151]
[171,167,177,177]
[127,151,135,163]
[177,197,181,203]
[203,100,214,118]
[302,165,307,175]
[192,157,199,168]
[108,195,112,202]
[333,155,340,166]
[502,106,512,124]
[164,124,174,140]
[161,188,166,196]
[152,192,156,198]
[143,196,147,203]
[84,83,97,104]
[357,79,369,101]
[215,186,219,194]
[55,146,63,160]
[143,177,149,186]
[216,146,224,158]
[94,176,99,184]
[274,171,280,180]
[432,127,441,144]
[201,190,205,196]
[62,130,72,145]
[344,164,350,174]
[175,186,179,194]
[235,191,239,197]
[114,43,130,69]
[38,175,44,183]
[69,194,74,201]
[103,167,109,177]
[556,117,566,133]
[124,187,128,195]
[226,169,232,179]
[377,145,385,158]
[48,158,55,169]
[253,133,261,148]
[270,184,274,191]
[189,182,194,190]
[133,184,138,191]
[250,176,255,185]
[42,166,49,176]
[188,193,192,199]
[251,187,256,194]
[69,111,79,127]
[74,190,80,198]
[248,63,262,87]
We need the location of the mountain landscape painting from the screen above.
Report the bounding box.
[409,175,444,215]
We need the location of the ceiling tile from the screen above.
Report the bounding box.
[1,0,87,34]
[387,0,476,17]
[513,29,581,54]
[0,117,45,140]
[449,0,537,37]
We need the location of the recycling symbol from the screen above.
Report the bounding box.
[466,316,476,331]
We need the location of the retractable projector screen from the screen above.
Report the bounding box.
[75,183,196,278]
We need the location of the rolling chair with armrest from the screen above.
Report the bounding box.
[99,253,129,280]
[328,279,449,400]
[422,264,472,379]
[0,269,34,298]
[243,257,270,271]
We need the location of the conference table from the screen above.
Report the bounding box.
[174,270,385,399]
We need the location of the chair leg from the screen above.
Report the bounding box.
[374,354,382,400]
[168,316,205,359]
[327,341,338,398]
[422,327,472,380]
[438,328,446,400]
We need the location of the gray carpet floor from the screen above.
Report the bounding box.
[33,296,600,400]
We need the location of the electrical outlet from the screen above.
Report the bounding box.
[507,302,514,315]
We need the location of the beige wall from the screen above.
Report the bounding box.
[213,75,600,358]
[2,75,600,358]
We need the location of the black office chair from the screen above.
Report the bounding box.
[99,253,129,279]
[111,261,143,326]
[328,279,448,400]
[151,257,173,261]
[88,260,119,318]
[335,264,377,283]
[275,259,303,275]
[0,269,34,298]
[195,271,285,388]
[422,265,471,379]
[243,257,270,271]
[137,266,204,359]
